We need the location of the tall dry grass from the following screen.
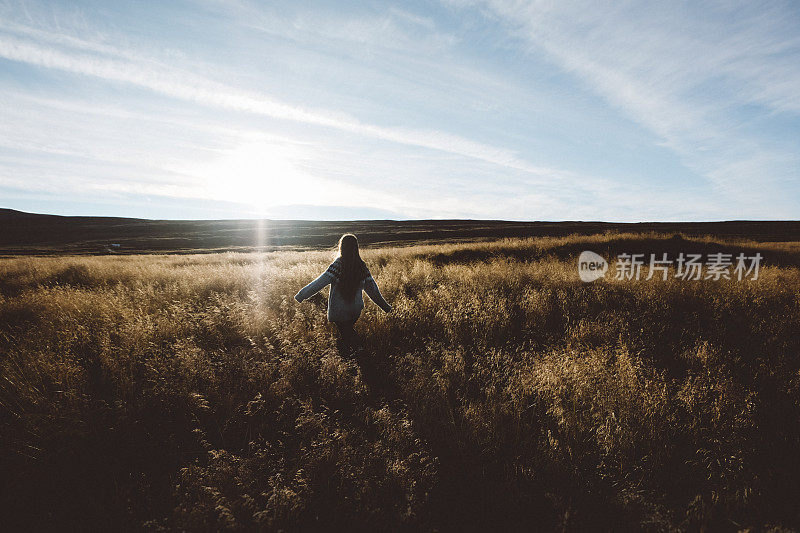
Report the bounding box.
[2,233,800,531]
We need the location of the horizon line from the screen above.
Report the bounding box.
[2,207,798,225]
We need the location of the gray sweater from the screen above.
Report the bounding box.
[295,257,391,322]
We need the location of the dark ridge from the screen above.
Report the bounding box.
[2,208,799,254]
[425,237,800,268]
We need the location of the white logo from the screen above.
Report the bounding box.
[578,251,608,282]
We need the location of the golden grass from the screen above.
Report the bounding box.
[2,232,800,531]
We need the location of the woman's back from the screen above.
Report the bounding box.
[294,255,391,321]
[325,256,368,322]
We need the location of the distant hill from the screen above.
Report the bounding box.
[0,208,60,219]
[1,208,799,254]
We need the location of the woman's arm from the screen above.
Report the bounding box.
[295,272,332,302]
[364,275,392,312]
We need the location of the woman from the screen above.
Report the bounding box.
[294,234,392,353]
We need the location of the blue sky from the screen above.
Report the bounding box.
[0,0,798,220]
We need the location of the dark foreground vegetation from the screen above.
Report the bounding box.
[2,233,800,531]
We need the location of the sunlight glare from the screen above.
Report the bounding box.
[202,137,328,214]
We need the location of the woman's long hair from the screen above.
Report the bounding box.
[336,234,366,302]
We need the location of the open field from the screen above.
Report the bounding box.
[2,232,800,531]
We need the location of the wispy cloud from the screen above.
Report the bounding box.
[465,0,800,213]
[202,0,457,54]
[0,23,579,186]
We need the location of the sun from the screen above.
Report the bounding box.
[201,137,321,214]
